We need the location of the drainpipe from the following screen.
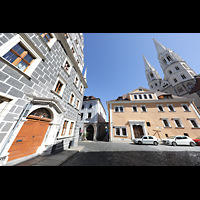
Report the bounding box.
[0,102,32,165]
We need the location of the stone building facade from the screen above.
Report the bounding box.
[0,33,87,165]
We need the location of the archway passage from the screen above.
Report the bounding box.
[8,108,51,162]
[133,125,144,138]
[86,125,94,141]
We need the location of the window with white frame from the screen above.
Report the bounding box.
[161,118,171,127]
[69,92,75,106]
[173,118,184,128]
[157,104,165,112]
[59,119,76,138]
[182,104,191,112]
[141,105,147,112]
[39,33,56,49]
[74,76,79,88]
[76,98,80,110]
[132,105,138,112]
[167,104,175,112]
[0,34,42,77]
[79,83,84,94]
[114,106,124,112]
[188,118,200,128]
[115,127,128,136]
[62,57,72,75]
[52,75,66,97]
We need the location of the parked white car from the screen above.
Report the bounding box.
[163,135,195,146]
[133,135,159,146]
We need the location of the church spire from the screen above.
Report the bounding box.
[153,38,166,54]
[143,55,162,92]
[143,55,154,71]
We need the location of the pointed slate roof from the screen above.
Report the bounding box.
[143,55,154,71]
[153,38,166,54]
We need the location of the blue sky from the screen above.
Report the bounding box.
[83,33,200,120]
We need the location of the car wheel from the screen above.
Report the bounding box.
[190,142,195,147]
[172,142,177,146]
[138,141,142,145]
[153,141,158,146]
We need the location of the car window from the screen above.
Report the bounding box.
[149,136,153,139]
[182,136,187,139]
[176,136,182,139]
[143,136,148,139]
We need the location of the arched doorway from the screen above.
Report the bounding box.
[86,125,94,141]
[133,125,144,138]
[8,108,51,161]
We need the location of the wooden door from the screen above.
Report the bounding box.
[133,125,144,138]
[8,109,51,162]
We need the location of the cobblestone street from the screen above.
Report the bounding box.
[61,141,200,166]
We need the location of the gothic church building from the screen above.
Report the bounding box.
[143,38,200,110]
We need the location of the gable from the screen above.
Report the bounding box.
[129,87,151,93]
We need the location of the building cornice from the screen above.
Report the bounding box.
[54,33,88,89]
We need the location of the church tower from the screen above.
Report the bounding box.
[143,55,162,92]
[152,38,200,109]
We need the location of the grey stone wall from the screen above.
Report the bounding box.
[0,33,85,154]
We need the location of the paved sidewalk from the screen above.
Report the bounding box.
[15,145,84,166]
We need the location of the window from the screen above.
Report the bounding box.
[3,43,35,72]
[132,105,137,112]
[173,119,183,128]
[69,92,75,105]
[64,61,70,71]
[181,74,186,79]
[114,106,124,112]
[69,122,74,135]
[82,104,84,109]
[40,33,53,43]
[175,66,180,70]
[174,78,178,83]
[163,59,167,64]
[182,104,190,112]
[157,104,164,112]
[139,95,142,99]
[88,113,92,119]
[61,120,68,136]
[144,94,147,99]
[150,73,154,78]
[52,75,66,97]
[54,81,63,95]
[162,118,171,127]
[167,104,175,112]
[188,119,200,128]
[79,84,83,94]
[187,82,194,89]
[0,96,12,116]
[115,127,127,137]
[149,94,153,99]
[155,83,158,86]
[134,95,138,100]
[141,105,147,112]
[146,122,151,127]
[76,99,80,110]
[167,56,172,62]
[177,86,184,93]
[89,103,92,109]
[81,113,83,120]
[74,76,79,87]
[169,70,172,74]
